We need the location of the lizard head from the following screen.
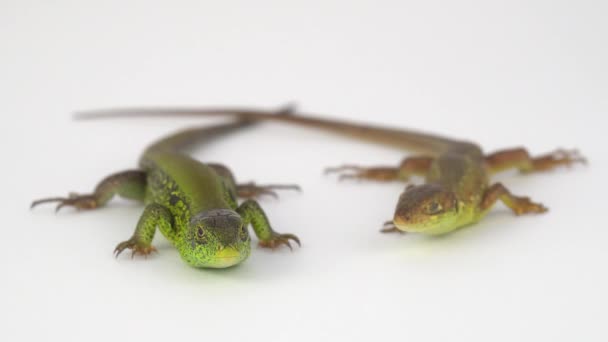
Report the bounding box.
[392,184,461,235]
[180,209,251,268]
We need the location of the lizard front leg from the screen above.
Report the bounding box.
[236,200,300,250]
[480,183,548,215]
[485,148,586,175]
[114,203,175,258]
[325,156,433,182]
[31,170,146,212]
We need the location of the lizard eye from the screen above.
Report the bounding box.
[239,226,249,242]
[427,202,443,215]
[195,228,208,244]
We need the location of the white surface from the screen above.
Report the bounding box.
[1,1,607,341]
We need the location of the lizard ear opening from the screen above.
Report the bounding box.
[443,191,459,214]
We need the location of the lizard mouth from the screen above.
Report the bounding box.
[215,247,242,259]
[204,247,246,268]
[181,242,249,268]
[393,216,413,229]
[392,216,429,233]
[207,255,242,267]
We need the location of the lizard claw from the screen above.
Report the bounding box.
[237,182,301,200]
[510,197,548,215]
[554,149,587,166]
[325,165,400,182]
[526,148,588,173]
[338,173,360,181]
[324,165,362,175]
[324,165,366,181]
[31,194,98,212]
[114,238,157,259]
[259,233,301,251]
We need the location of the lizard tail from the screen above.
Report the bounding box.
[143,105,295,154]
[76,104,464,155]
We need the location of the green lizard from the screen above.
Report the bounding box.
[78,106,586,235]
[31,111,300,268]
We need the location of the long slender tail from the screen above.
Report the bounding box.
[145,120,255,155]
[143,105,296,154]
[77,105,464,155]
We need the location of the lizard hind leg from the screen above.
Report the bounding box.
[236,182,301,199]
[208,163,301,200]
[485,148,586,174]
[31,170,147,212]
[324,156,433,182]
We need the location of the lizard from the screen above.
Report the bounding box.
[31,109,301,268]
[76,105,586,235]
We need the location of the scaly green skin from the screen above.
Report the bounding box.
[32,119,300,268]
[77,106,586,235]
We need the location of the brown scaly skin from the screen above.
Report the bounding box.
[75,106,587,235]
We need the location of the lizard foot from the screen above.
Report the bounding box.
[325,165,400,182]
[259,233,301,251]
[237,182,301,199]
[510,197,548,216]
[31,193,98,212]
[528,149,587,172]
[114,238,158,259]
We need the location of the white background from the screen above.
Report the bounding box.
[1,1,606,341]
